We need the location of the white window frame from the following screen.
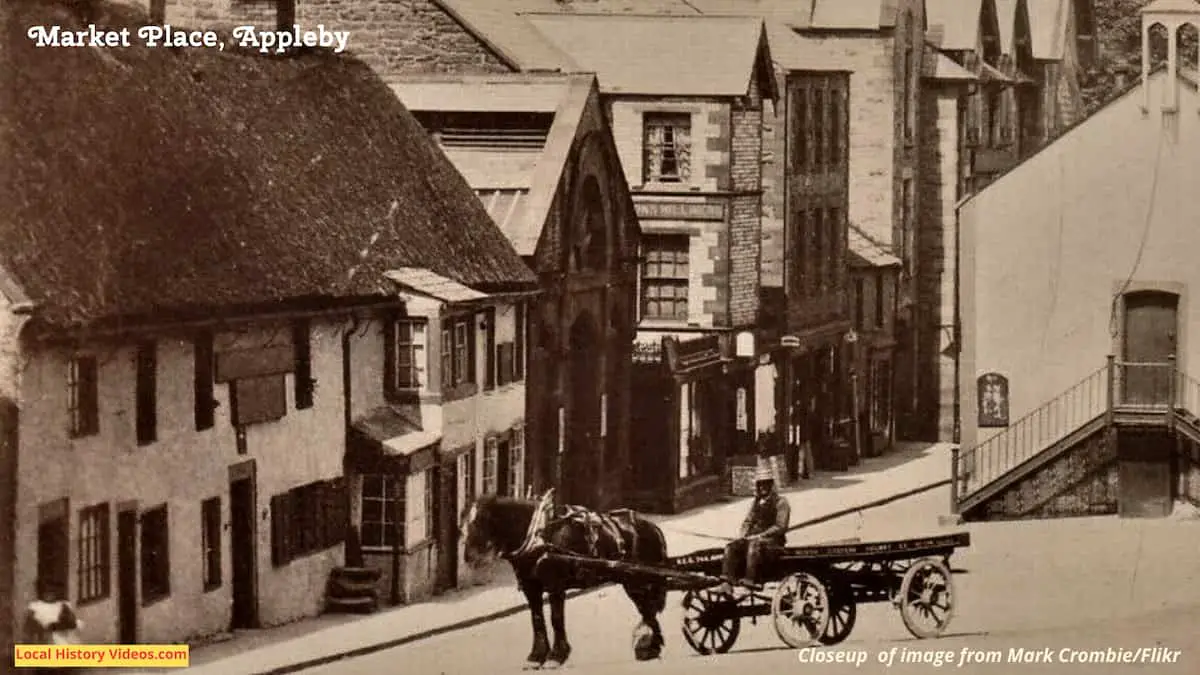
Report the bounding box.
[508,426,525,498]
[360,474,397,550]
[394,320,427,391]
[483,437,499,495]
[453,322,469,386]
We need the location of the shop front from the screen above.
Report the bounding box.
[629,335,736,513]
[775,322,854,480]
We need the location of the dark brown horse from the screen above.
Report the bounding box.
[461,492,670,669]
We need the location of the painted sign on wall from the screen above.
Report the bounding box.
[977,372,1010,428]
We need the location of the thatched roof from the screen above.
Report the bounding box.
[0,0,536,334]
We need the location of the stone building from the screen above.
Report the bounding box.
[157,0,642,511]
[920,0,1097,443]
[0,0,534,647]
[955,0,1200,521]
[387,73,640,510]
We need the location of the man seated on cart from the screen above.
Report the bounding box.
[715,465,790,595]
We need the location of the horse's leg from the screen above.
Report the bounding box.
[624,582,667,658]
[544,589,572,668]
[523,581,550,669]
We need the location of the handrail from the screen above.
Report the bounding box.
[953,361,1110,506]
[952,356,1200,513]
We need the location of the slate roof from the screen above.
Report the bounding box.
[389,73,595,256]
[848,224,902,268]
[926,0,984,52]
[1026,0,1069,60]
[0,0,535,334]
[523,14,772,97]
[383,268,488,304]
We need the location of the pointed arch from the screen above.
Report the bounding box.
[1177,21,1199,70]
[1147,22,1170,71]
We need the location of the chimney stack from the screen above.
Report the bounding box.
[277,0,296,33]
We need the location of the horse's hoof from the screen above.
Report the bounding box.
[543,661,563,670]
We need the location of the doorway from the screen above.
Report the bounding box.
[1121,291,1179,406]
[116,507,138,644]
[1118,430,1175,518]
[229,466,258,630]
[566,313,601,508]
[434,464,458,593]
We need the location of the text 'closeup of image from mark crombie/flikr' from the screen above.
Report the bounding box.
[25,23,350,54]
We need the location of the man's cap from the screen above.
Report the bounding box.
[754,465,774,482]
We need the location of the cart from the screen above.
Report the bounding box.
[534,531,969,655]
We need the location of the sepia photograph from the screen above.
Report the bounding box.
[2,0,1197,673]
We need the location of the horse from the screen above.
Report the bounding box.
[461,491,670,669]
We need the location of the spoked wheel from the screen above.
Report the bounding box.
[770,572,831,648]
[681,588,741,655]
[898,557,955,639]
[818,589,857,646]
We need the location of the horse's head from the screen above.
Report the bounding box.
[461,495,509,568]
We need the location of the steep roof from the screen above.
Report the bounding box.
[0,0,535,334]
[389,73,597,256]
[1026,0,1069,60]
[995,0,1021,54]
[922,45,979,82]
[926,0,984,51]
[523,14,773,97]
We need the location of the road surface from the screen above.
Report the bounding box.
[300,491,1200,675]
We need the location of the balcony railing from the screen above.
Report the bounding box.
[952,355,1190,511]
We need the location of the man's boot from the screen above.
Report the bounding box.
[740,541,763,590]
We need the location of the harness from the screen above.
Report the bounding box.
[509,489,637,561]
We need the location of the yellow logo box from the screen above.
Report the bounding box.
[14,645,189,668]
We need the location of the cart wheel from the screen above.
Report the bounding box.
[898,557,955,639]
[818,591,857,646]
[770,572,831,648]
[681,588,741,655]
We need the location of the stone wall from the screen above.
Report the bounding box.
[970,429,1118,521]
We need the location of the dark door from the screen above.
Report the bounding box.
[566,314,601,508]
[1122,291,1178,406]
[1118,431,1174,518]
[116,510,137,644]
[36,513,68,601]
[435,464,458,593]
[497,439,511,497]
[229,477,257,630]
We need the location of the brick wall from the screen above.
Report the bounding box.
[729,77,764,328]
[972,428,1118,521]
[165,0,512,75]
[916,89,962,442]
[761,75,784,289]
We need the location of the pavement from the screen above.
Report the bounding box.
[299,494,1200,675]
[111,442,953,675]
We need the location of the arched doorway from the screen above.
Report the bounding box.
[565,312,601,507]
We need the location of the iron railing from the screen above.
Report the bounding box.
[951,355,1200,511]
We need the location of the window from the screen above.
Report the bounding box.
[140,505,170,604]
[483,437,498,495]
[459,450,476,505]
[454,322,469,386]
[678,383,711,479]
[643,112,692,183]
[292,320,313,410]
[194,332,215,431]
[903,10,915,141]
[271,479,348,564]
[813,88,825,167]
[77,503,109,604]
[67,355,99,438]
[875,274,885,328]
[405,470,430,547]
[360,474,397,549]
[900,179,915,276]
[791,83,809,172]
[201,497,221,591]
[830,86,843,166]
[813,208,826,288]
[828,207,842,288]
[791,208,810,296]
[509,426,525,498]
[390,320,427,392]
[854,278,865,330]
[441,327,452,390]
[641,234,689,321]
[135,341,157,445]
[514,302,526,382]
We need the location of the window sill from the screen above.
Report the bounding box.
[636,182,700,192]
[142,590,170,608]
[638,319,696,330]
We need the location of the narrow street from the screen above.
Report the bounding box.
[300,491,1200,675]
